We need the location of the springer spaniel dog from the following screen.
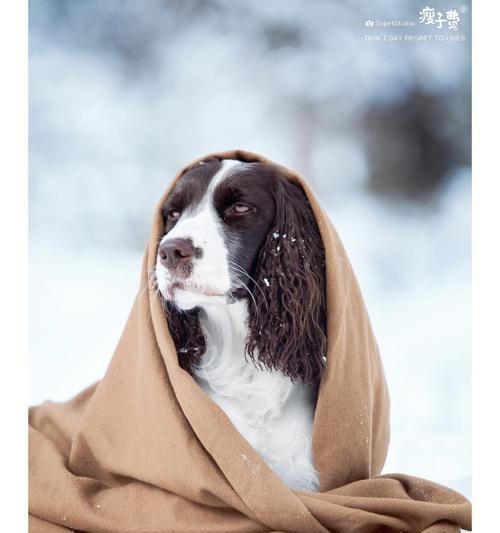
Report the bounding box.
[155,158,326,492]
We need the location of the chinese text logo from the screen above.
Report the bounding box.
[418,7,461,30]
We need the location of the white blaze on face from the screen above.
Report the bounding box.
[155,159,241,310]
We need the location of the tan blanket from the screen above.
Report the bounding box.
[29,150,471,533]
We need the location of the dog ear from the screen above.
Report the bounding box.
[246,176,327,383]
[165,303,206,373]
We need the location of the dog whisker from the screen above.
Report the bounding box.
[228,273,260,317]
[227,260,268,311]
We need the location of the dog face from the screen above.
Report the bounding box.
[156,159,276,310]
[156,157,327,383]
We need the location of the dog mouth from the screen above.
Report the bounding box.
[156,266,247,302]
[230,287,248,299]
[164,279,226,299]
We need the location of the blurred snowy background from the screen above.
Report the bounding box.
[29,0,471,498]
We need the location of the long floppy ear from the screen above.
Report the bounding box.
[246,175,327,383]
[164,303,206,373]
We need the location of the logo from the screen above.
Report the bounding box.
[363,5,467,42]
[418,6,463,30]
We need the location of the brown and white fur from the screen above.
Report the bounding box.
[155,158,326,492]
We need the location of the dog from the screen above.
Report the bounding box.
[155,158,326,492]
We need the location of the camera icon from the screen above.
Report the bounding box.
[365,20,374,27]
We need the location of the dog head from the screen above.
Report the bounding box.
[155,157,327,382]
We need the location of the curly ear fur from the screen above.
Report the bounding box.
[245,176,327,383]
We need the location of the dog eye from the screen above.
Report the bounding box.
[232,203,252,215]
[168,209,181,220]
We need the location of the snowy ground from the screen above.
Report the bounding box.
[29,169,471,500]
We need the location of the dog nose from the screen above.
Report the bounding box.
[158,238,196,270]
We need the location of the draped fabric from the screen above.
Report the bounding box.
[29,150,471,532]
